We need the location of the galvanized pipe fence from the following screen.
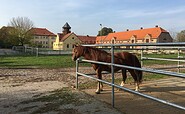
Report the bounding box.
[140,46,185,72]
[75,42,185,110]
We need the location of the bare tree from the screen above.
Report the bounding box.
[8,17,34,46]
[168,28,177,42]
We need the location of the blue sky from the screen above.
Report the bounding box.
[0,0,185,36]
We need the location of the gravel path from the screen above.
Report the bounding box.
[0,68,122,114]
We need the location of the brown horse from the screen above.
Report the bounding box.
[72,45,142,94]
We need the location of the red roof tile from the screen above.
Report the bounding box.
[59,32,96,43]
[77,35,96,43]
[96,27,168,42]
[30,28,56,36]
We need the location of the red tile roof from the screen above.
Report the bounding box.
[77,35,96,43]
[59,32,96,43]
[96,27,168,42]
[30,28,56,36]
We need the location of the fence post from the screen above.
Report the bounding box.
[76,58,79,89]
[178,48,180,73]
[141,48,143,67]
[111,41,115,107]
[24,46,27,53]
[36,48,39,57]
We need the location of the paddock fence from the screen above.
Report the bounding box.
[12,46,72,56]
[75,42,185,110]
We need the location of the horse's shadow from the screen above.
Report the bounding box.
[99,86,185,97]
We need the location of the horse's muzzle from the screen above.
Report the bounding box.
[72,56,77,61]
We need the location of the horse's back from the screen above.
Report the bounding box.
[115,52,141,67]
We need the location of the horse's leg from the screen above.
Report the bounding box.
[120,69,127,87]
[128,69,140,91]
[117,69,127,91]
[100,82,103,91]
[95,69,102,94]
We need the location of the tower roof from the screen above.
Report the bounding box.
[63,22,71,29]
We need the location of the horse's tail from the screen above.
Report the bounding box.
[133,54,143,83]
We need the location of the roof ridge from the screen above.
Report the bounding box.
[96,26,168,42]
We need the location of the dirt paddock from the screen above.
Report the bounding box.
[0,68,185,114]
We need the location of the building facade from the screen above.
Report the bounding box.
[96,26,173,48]
[30,28,56,48]
[53,22,96,50]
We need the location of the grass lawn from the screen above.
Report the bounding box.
[0,53,182,68]
[0,55,80,68]
[141,53,182,66]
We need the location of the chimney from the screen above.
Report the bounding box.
[155,25,159,27]
[126,29,129,31]
[140,27,143,29]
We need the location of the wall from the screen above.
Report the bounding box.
[33,35,56,48]
[157,32,173,43]
[63,34,81,50]
[53,34,63,50]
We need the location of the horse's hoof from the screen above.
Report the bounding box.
[95,91,100,94]
[135,89,139,92]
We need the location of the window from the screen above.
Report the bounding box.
[163,38,167,40]
[146,39,149,43]
[67,44,69,48]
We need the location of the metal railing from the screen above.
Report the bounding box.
[12,46,72,56]
[75,42,185,110]
[140,46,185,72]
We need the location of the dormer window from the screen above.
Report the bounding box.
[111,37,116,44]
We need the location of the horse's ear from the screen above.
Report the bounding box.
[74,44,78,47]
[74,44,82,47]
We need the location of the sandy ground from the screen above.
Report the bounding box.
[83,77,185,114]
[0,68,121,114]
[0,67,185,114]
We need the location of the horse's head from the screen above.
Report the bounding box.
[72,45,85,61]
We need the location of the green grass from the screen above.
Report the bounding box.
[0,53,182,68]
[141,53,180,65]
[0,55,89,68]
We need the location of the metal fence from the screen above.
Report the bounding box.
[75,42,185,110]
[12,46,72,56]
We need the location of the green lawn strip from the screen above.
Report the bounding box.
[140,53,182,66]
[0,54,182,68]
[0,55,90,68]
